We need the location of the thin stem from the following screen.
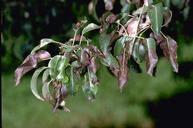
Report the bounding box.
[72,29,78,46]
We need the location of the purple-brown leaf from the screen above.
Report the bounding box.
[15,50,51,86]
[118,49,129,90]
[160,36,178,72]
[146,38,158,76]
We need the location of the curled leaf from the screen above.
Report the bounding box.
[160,36,178,72]
[42,80,53,101]
[82,23,100,35]
[146,38,158,76]
[15,50,51,86]
[162,8,172,27]
[31,66,48,101]
[127,17,139,37]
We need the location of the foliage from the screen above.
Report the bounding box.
[14,0,190,112]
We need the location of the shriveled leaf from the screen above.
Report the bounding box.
[88,57,97,73]
[87,45,105,58]
[160,36,178,72]
[31,66,48,101]
[15,50,51,86]
[118,49,129,90]
[82,23,100,35]
[146,38,158,76]
[162,8,172,27]
[101,53,120,76]
[80,49,90,67]
[42,80,53,101]
[147,3,163,35]
[99,33,111,54]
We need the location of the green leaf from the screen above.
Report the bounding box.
[48,55,62,79]
[31,38,60,53]
[102,53,119,69]
[148,3,163,35]
[146,38,158,76]
[114,36,129,57]
[42,68,50,84]
[82,73,98,101]
[133,41,146,63]
[99,33,111,53]
[30,66,47,101]
[82,23,100,35]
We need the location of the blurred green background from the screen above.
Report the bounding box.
[2,0,193,128]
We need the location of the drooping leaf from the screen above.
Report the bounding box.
[80,49,90,67]
[99,33,111,54]
[160,36,178,72]
[162,7,172,27]
[15,50,51,86]
[42,80,53,101]
[88,57,97,73]
[118,48,129,90]
[48,55,62,79]
[146,38,158,76]
[87,45,105,58]
[147,2,163,35]
[31,38,61,53]
[132,41,146,63]
[31,66,48,101]
[82,73,98,101]
[82,23,100,35]
[114,36,129,57]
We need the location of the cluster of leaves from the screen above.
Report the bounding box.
[15,0,179,112]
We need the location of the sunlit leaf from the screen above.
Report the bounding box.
[147,3,163,35]
[31,66,48,101]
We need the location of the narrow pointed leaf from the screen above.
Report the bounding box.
[82,23,100,35]
[31,38,60,53]
[162,8,172,27]
[146,38,158,76]
[147,3,163,35]
[15,50,51,86]
[31,66,47,101]
[48,55,62,78]
[42,80,53,101]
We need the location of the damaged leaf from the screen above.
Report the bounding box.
[15,50,51,86]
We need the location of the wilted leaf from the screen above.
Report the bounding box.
[118,49,129,90]
[160,36,178,72]
[99,33,111,54]
[132,41,146,63]
[87,45,105,58]
[162,8,172,27]
[88,57,97,73]
[15,50,51,86]
[147,3,163,35]
[48,55,62,78]
[31,66,48,101]
[42,80,53,101]
[82,23,100,35]
[82,73,98,101]
[146,38,158,76]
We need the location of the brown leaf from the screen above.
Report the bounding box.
[162,9,172,27]
[88,57,97,73]
[15,50,51,86]
[104,0,115,11]
[118,48,129,90]
[160,37,178,72]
